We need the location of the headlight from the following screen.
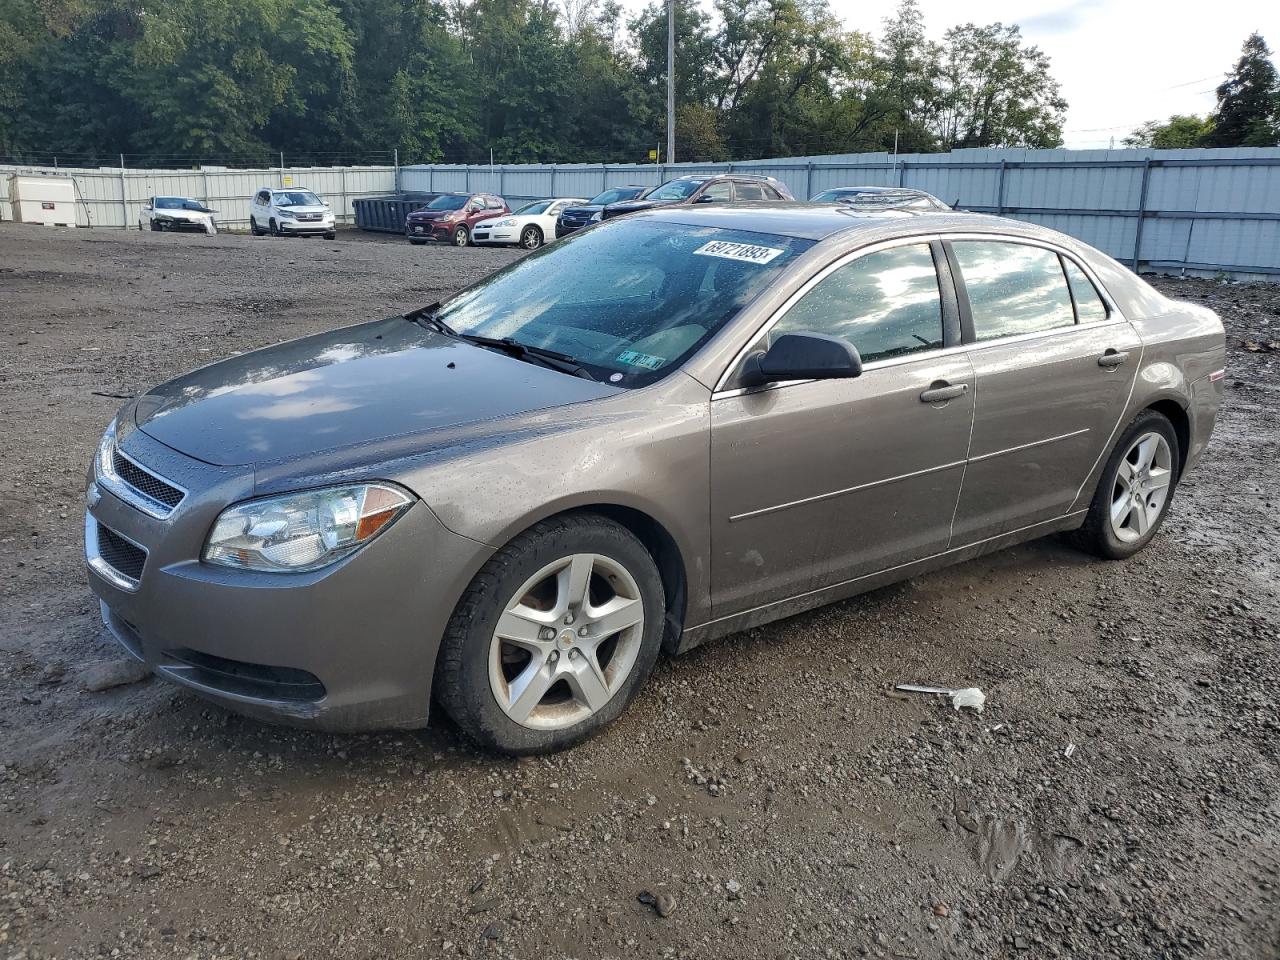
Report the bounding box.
[203,483,413,572]
[278,209,297,219]
[494,218,516,228]
[95,420,117,480]
[589,211,603,222]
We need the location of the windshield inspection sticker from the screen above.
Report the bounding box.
[693,240,785,264]
[617,349,666,370]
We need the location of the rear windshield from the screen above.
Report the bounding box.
[436,219,814,386]
[427,195,469,210]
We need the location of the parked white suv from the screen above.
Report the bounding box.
[249,188,336,239]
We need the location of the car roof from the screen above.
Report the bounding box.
[625,202,1018,241]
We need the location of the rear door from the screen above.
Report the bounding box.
[709,239,974,615]
[946,237,1141,542]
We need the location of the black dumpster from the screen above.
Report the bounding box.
[353,193,441,233]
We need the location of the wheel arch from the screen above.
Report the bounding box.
[483,503,690,655]
[1144,397,1191,476]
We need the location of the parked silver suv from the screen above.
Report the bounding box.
[249,188,336,239]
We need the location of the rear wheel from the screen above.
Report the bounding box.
[435,513,665,754]
[1069,409,1180,560]
[520,225,543,250]
[452,225,470,247]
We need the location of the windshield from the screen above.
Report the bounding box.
[427,195,469,211]
[589,187,645,205]
[275,191,321,206]
[514,200,552,215]
[433,219,813,385]
[645,179,704,201]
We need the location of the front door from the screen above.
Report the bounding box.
[945,239,1142,543]
[709,241,974,617]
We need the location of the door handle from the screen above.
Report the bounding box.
[919,381,969,403]
[1097,349,1130,368]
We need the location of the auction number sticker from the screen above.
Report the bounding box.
[617,349,666,370]
[693,240,784,264]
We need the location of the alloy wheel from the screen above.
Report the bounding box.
[1109,431,1173,543]
[521,227,542,249]
[488,553,645,730]
[453,226,468,246]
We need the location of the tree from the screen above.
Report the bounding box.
[932,23,1066,149]
[1205,32,1280,147]
[875,0,938,152]
[1123,115,1215,149]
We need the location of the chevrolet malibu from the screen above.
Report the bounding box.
[85,205,1225,754]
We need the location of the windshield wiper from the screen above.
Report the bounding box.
[406,302,457,337]
[458,335,598,381]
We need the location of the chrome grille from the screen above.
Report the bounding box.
[112,450,184,509]
[98,525,145,580]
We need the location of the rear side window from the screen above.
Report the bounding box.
[736,182,766,201]
[771,244,944,363]
[952,241,1075,341]
[1063,258,1108,323]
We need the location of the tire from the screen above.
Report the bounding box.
[1068,409,1180,560]
[324,231,336,240]
[520,225,543,250]
[250,216,263,236]
[435,513,665,754]
[452,225,470,247]
[269,218,279,237]
[150,221,162,232]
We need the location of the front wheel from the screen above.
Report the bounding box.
[1069,409,1180,560]
[269,218,279,237]
[452,225,470,247]
[324,231,336,240]
[520,225,543,250]
[435,514,665,754]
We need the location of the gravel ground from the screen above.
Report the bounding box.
[0,223,1277,960]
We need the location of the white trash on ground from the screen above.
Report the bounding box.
[895,684,987,714]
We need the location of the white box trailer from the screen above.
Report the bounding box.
[7,175,78,226]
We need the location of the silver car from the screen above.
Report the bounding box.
[85,206,1225,753]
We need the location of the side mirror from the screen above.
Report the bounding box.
[741,332,862,388]
[694,194,718,203]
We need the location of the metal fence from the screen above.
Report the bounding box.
[0,163,398,230]
[4,148,1279,279]
[402,146,1280,280]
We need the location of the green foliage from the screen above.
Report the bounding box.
[1123,115,1215,149]
[1205,33,1280,147]
[0,0,1074,166]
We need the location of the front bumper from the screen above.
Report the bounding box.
[405,221,453,241]
[278,219,334,235]
[472,228,516,245]
[84,425,492,731]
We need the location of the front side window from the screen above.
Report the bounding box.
[1063,258,1108,323]
[701,181,732,201]
[435,220,814,386]
[952,241,1075,341]
[771,244,944,364]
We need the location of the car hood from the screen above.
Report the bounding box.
[133,317,621,467]
[278,205,329,215]
[603,199,678,217]
[157,208,212,220]
[407,209,459,221]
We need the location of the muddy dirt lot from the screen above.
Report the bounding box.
[1,223,1278,960]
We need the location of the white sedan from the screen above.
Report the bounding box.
[139,196,218,234]
[472,198,586,249]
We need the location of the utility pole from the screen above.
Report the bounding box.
[667,0,676,166]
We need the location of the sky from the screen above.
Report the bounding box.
[629,0,1279,149]
[844,0,1279,148]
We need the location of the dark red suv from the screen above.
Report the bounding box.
[405,193,509,246]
